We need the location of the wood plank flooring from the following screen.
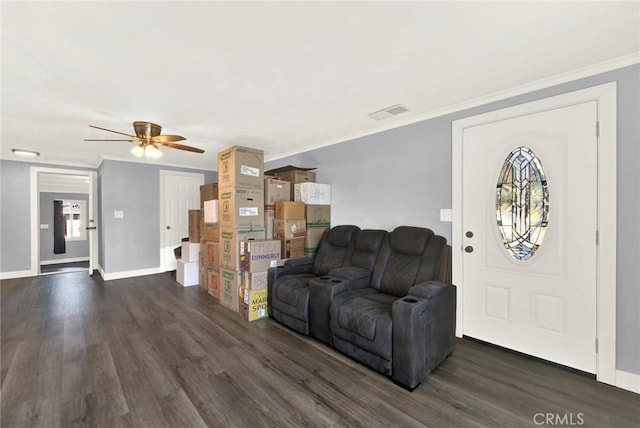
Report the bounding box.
[1,271,638,427]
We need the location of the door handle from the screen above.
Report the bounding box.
[466,231,474,238]
[85,226,97,230]
[465,246,474,253]
[166,226,171,230]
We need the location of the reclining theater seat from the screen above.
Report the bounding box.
[329,226,456,390]
[268,225,360,335]
[309,229,388,344]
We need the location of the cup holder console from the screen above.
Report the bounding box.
[403,298,418,303]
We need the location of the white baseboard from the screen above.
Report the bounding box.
[40,257,90,266]
[0,269,37,280]
[100,266,165,281]
[616,370,640,394]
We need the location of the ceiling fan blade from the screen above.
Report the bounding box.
[161,142,205,153]
[84,139,137,142]
[151,135,186,143]
[89,125,138,139]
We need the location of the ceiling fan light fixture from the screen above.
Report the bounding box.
[131,145,145,157]
[144,144,163,159]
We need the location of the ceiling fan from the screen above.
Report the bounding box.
[84,121,204,159]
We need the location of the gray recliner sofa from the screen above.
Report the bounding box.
[268,225,456,390]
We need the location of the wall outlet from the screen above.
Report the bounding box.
[114,210,124,219]
[40,224,49,229]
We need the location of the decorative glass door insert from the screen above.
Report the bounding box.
[496,146,549,261]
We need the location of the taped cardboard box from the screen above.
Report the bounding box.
[275,201,305,220]
[305,204,331,257]
[239,239,281,273]
[281,237,305,259]
[204,240,219,270]
[266,165,316,199]
[200,217,219,242]
[239,287,269,321]
[218,146,264,190]
[294,182,331,205]
[219,188,265,229]
[273,219,307,240]
[208,269,220,299]
[219,268,241,312]
[264,178,291,210]
[188,209,201,242]
[264,209,275,240]
[243,271,269,290]
[200,183,219,208]
[219,227,266,271]
[203,199,219,223]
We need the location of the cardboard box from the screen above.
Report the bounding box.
[219,228,266,271]
[177,260,199,287]
[275,201,305,220]
[273,219,307,240]
[219,268,241,312]
[295,183,331,205]
[199,265,207,290]
[219,188,265,229]
[304,227,328,258]
[266,166,316,199]
[264,178,291,210]
[181,242,200,263]
[243,271,269,290]
[208,269,220,299]
[305,204,331,257]
[264,209,275,240]
[188,209,201,242]
[200,183,219,208]
[239,239,281,273]
[204,240,219,270]
[239,287,269,321]
[218,146,264,190]
[281,237,305,259]
[201,218,219,242]
[203,200,219,223]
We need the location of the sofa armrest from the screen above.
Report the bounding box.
[308,276,371,344]
[408,280,450,300]
[267,259,315,316]
[391,283,457,390]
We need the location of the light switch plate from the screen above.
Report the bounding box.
[440,209,452,222]
[114,210,124,219]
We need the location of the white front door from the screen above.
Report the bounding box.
[160,171,204,271]
[461,101,598,373]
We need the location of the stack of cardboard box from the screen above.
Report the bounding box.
[217,146,266,313]
[264,177,291,238]
[274,201,306,259]
[238,239,281,321]
[196,183,219,294]
[177,237,200,287]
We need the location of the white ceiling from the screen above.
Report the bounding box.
[2,1,638,171]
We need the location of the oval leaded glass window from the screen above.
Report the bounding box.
[496,146,549,261]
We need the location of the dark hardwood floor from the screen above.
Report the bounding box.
[1,272,638,427]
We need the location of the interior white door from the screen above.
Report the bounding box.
[161,172,204,271]
[462,101,598,373]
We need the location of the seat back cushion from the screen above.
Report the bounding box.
[348,229,387,271]
[372,226,447,297]
[312,225,360,275]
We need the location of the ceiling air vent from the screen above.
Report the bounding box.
[368,104,410,120]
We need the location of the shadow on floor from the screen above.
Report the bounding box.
[40,261,89,275]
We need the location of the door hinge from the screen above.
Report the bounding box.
[596,230,600,245]
[596,121,600,137]
[595,338,599,353]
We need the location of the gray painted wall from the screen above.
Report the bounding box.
[98,159,216,273]
[39,192,90,262]
[266,64,640,375]
[0,160,33,272]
